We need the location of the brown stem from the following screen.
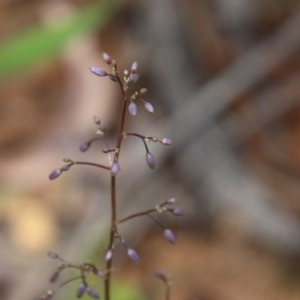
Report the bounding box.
[104,175,117,300]
[74,161,111,170]
[118,208,156,224]
[104,70,128,300]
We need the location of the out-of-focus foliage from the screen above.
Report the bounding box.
[0,1,123,79]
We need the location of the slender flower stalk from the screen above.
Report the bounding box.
[43,53,179,300]
[104,64,128,300]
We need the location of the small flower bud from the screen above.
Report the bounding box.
[50,270,60,283]
[146,152,155,169]
[93,115,101,125]
[76,284,86,298]
[127,248,140,264]
[111,161,119,176]
[154,269,168,283]
[102,52,111,65]
[47,251,59,259]
[79,142,90,152]
[128,102,137,116]
[170,207,184,216]
[166,197,176,204]
[164,229,176,244]
[160,137,172,145]
[128,73,139,83]
[97,270,105,277]
[89,66,108,77]
[144,101,154,113]
[131,61,138,73]
[105,249,113,261]
[86,287,100,299]
[49,168,62,180]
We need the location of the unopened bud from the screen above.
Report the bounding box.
[76,284,86,298]
[146,152,155,169]
[111,161,119,176]
[102,52,111,65]
[144,101,154,113]
[89,66,108,77]
[79,142,90,152]
[47,251,59,259]
[97,270,105,277]
[93,115,101,125]
[154,269,168,283]
[164,229,176,244]
[166,197,176,204]
[128,73,139,83]
[127,248,140,264]
[170,207,184,216]
[50,270,60,283]
[128,102,137,116]
[160,137,172,145]
[86,287,100,299]
[131,61,138,73]
[49,168,62,180]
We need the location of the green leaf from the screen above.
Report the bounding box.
[0,1,123,79]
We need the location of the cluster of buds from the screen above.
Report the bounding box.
[48,158,111,180]
[49,51,172,179]
[103,197,183,267]
[44,52,180,300]
[105,236,140,265]
[123,132,172,170]
[40,252,105,299]
[118,197,183,246]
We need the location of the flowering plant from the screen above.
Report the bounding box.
[41,53,182,300]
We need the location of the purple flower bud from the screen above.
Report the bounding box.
[146,152,155,169]
[97,270,105,277]
[89,66,108,77]
[93,115,101,125]
[76,284,86,298]
[50,270,60,283]
[131,61,138,73]
[144,101,154,113]
[128,73,139,83]
[166,197,176,204]
[47,251,59,259]
[102,52,111,65]
[105,249,113,261]
[111,161,119,176]
[170,207,184,216]
[127,248,140,264]
[154,269,168,283]
[164,229,176,244]
[128,102,137,116]
[79,142,90,152]
[86,287,100,299]
[49,168,62,180]
[160,137,172,145]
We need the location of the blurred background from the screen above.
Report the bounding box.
[1,0,300,299]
